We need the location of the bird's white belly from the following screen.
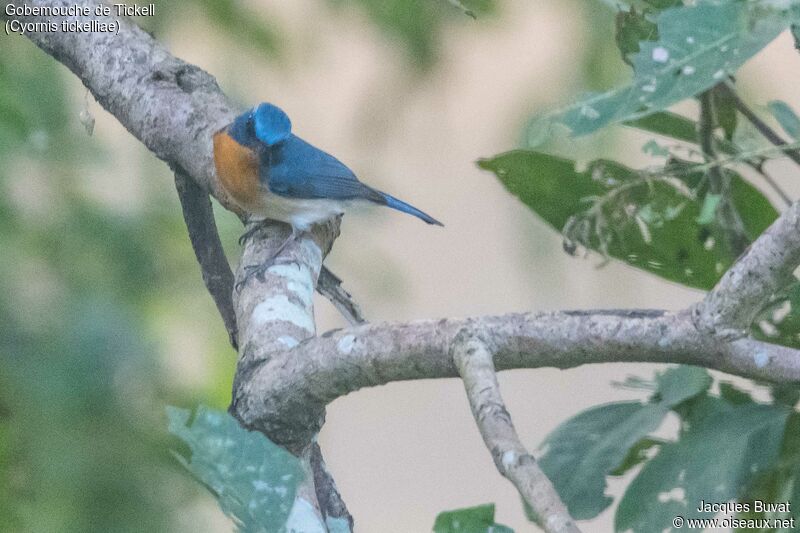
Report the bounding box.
[253,187,349,231]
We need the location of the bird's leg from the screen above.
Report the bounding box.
[238,219,271,246]
[235,227,303,292]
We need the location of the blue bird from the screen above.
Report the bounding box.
[213,103,442,286]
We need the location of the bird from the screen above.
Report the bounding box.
[213,102,442,288]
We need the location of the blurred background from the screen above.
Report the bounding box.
[2,0,800,531]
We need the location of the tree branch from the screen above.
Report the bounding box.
[2,1,239,209]
[317,267,366,326]
[174,169,238,349]
[4,0,353,526]
[310,443,354,530]
[229,218,339,450]
[234,309,800,449]
[718,81,800,169]
[453,332,580,533]
[2,0,362,326]
[13,2,800,530]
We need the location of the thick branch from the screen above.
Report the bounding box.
[229,219,340,451]
[6,0,353,524]
[2,0,240,209]
[3,0,361,328]
[237,309,800,449]
[453,333,580,533]
[695,200,800,337]
[14,3,800,530]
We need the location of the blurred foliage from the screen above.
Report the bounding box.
[614,7,658,65]
[142,0,282,58]
[143,0,495,69]
[168,406,304,533]
[479,149,777,290]
[736,412,800,531]
[0,0,510,530]
[432,503,514,533]
[539,366,710,520]
[483,0,800,530]
[0,38,235,533]
[9,0,800,530]
[529,0,797,141]
[534,368,796,532]
[617,384,790,532]
[769,100,800,140]
[326,0,495,68]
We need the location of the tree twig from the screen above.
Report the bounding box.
[655,141,800,178]
[698,90,749,255]
[718,82,800,168]
[310,443,354,530]
[318,266,366,326]
[453,332,580,533]
[174,169,239,349]
[748,163,793,207]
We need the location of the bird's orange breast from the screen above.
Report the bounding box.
[213,129,262,212]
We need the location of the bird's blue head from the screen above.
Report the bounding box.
[227,103,292,148]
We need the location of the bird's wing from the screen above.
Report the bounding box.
[263,135,383,202]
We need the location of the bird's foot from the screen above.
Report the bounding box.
[234,227,303,293]
[238,222,269,246]
[234,256,293,293]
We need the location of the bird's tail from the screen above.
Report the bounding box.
[378,192,443,226]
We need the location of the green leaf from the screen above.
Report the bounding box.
[433,504,514,533]
[787,416,800,526]
[642,0,682,8]
[696,193,722,225]
[167,405,304,533]
[615,397,790,533]
[730,171,780,240]
[626,111,699,144]
[642,139,671,157]
[735,413,800,531]
[768,100,800,140]
[609,438,664,476]
[712,83,739,141]
[673,156,779,238]
[652,365,712,406]
[538,367,709,520]
[719,382,754,405]
[480,150,777,289]
[615,8,659,65]
[793,23,800,49]
[530,0,794,139]
[539,403,661,519]
[752,282,800,349]
[771,384,800,408]
[625,110,743,156]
